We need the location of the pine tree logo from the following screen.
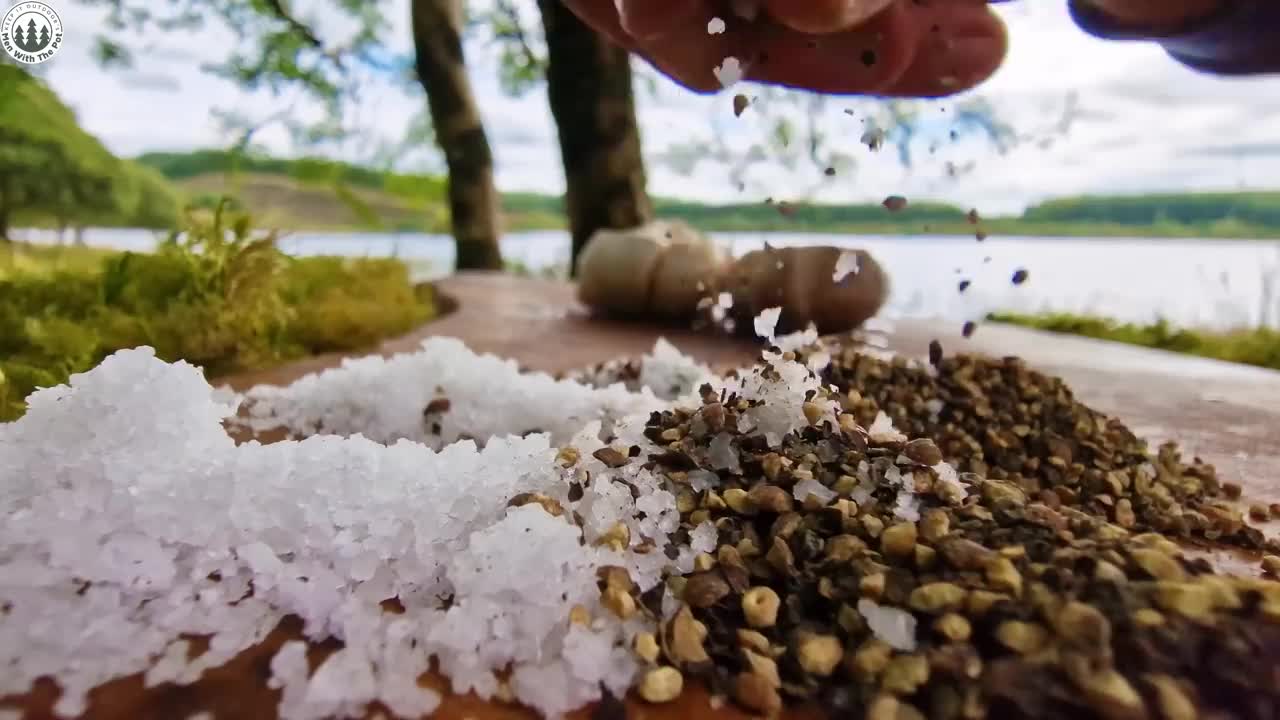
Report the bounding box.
[2,2,64,64]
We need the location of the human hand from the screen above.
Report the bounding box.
[560,0,1010,97]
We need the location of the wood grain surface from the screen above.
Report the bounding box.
[6,271,1280,720]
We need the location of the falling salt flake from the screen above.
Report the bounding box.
[882,195,908,213]
[932,461,968,501]
[774,327,819,353]
[833,252,860,283]
[732,93,750,117]
[714,56,744,88]
[753,307,782,341]
[806,351,831,372]
[717,292,734,309]
[868,411,907,444]
[857,598,917,652]
[863,317,895,334]
[860,127,885,151]
[711,305,727,323]
[707,16,726,34]
[794,478,837,506]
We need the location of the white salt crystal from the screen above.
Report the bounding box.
[232,337,666,449]
[806,352,831,372]
[637,338,715,400]
[793,478,837,506]
[893,492,921,522]
[863,317,896,334]
[689,522,719,555]
[774,327,819,353]
[932,461,968,501]
[868,411,908,444]
[717,292,733,308]
[709,432,741,473]
[754,307,782,341]
[714,56,744,88]
[857,598,917,651]
[833,252,860,282]
[707,16,726,34]
[687,469,719,492]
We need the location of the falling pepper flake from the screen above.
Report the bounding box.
[976,230,988,242]
[882,195,908,212]
[1011,268,1029,286]
[860,49,877,67]
[733,94,750,117]
[777,202,797,217]
[824,167,836,177]
[928,340,943,366]
[967,209,980,224]
[962,321,977,338]
[958,280,970,294]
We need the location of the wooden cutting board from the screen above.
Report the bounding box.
[6,271,1280,720]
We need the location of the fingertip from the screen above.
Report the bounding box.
[764,0,895,34]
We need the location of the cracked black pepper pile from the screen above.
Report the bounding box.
[820,344,1265,551]
[571,339,1280,719]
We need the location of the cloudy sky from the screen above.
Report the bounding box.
[27,0,1280,215]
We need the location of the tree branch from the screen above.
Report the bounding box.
[260,0,324,49]
[491,0,541,75]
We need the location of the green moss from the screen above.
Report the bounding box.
[988,311,1280,372]
[0,203,434,421]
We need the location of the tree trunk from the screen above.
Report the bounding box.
[536,0,653,275]
[411,0,504,271]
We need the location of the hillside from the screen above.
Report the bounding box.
[0,66,179,236]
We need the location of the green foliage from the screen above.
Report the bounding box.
[0,66,180,232]
[136,149,447,202]
[280,256,432,353]
[0,204,433,420]
[135,150,1280,238]
[0,65,124,234]
[989,312,1280,372]
[1024,192,1280,229]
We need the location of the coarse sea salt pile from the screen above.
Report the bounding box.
[0,328,907,719]
[231,337,669,448]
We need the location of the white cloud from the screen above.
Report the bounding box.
[28,0,1280,215]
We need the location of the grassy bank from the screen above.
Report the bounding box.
[989,312,1280,371]
[0,206,435,420]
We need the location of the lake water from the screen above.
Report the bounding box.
[16,227,1280,331]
